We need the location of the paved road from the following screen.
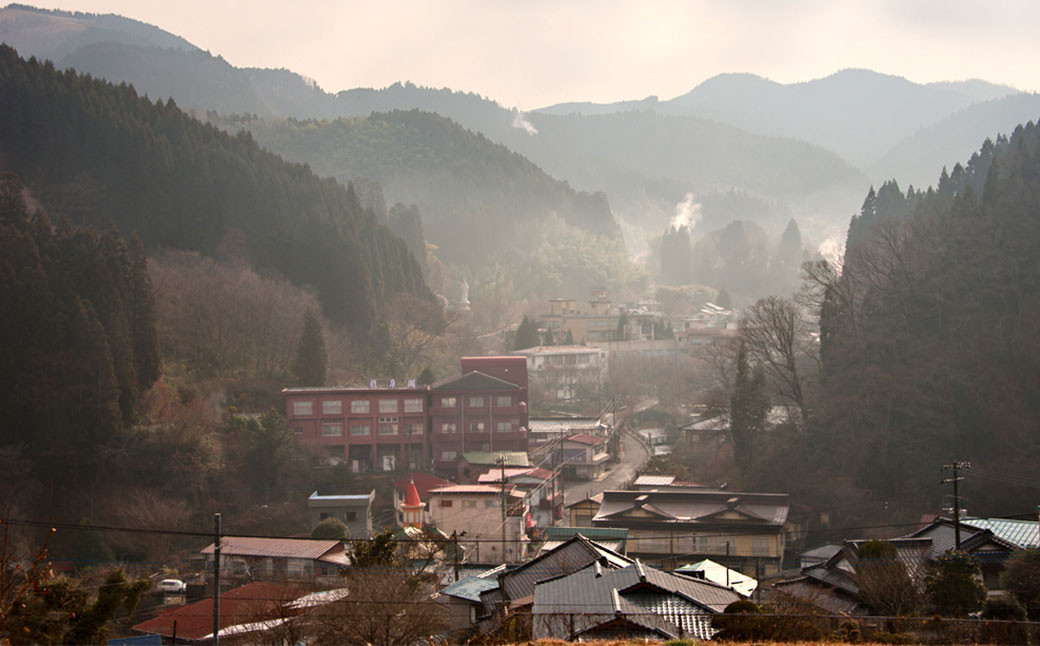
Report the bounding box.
[561,427,649,505]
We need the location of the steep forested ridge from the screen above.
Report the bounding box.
[0,173,160,496]
[0,45,429,336]
[812,122,1040,515]
[230,110,619,265]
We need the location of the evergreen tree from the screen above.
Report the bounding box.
[543,326,555,345]
[925,551,986,617]
[729,341,769,478]
[514,316,538,350]
[417,367,435,385]
[312,517,350,539]
[292,310,327,386]
[564,329,574,345]
[615,312,629,341]
[715,288,733,309]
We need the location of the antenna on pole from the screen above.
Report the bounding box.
[942,461,970,550]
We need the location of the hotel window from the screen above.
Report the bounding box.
[496,395,512,407]
[321,421,343,437]
[293,425,303,435]
[484,500,497,508]
[321,400,342,415]
[440,499,453,507]
[349,423,370,436]
[439,396,457,408]
[406,422,424,436]
[292,401,313,416]
[470,421,485,433]
[404,398,423,413]
[378,399,398,414]
[462,500,477,508]
[378,421,397,435]
[440,422,457,434]
[441,451,456,460]
[496,421,515,433]
[468,396,484,408]
[350,400,370,414]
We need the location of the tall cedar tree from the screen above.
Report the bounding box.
[0,173,160,509]
[293,310,327,386]
[514,316,538,350]
[730,341,769,478]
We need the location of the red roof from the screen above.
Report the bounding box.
[404,479,422,506]
[393,472,452,499]
[132,582,299,640]
[566,433,606,446]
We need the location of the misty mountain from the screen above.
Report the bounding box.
[868,92,1040,189]
[541,69,1021,169]
[221,109,620,267]
[1,6,869,238]
[0,3,196,60]
[0,45,429,338]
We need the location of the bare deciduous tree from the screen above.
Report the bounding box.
[739,296,818,426]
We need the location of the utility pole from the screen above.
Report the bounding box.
[212,512,221,646]
[498,456,507,561]
[452,530,460,582]
[942,461,971,550]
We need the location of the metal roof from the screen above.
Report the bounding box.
[430,370,522,391]
[461,451,531,467]
[440,576,500,603]
[200,537,347,563]
[962,517,1039,548]
[634,475,676,486]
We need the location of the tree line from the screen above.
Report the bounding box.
[728,121,1040,525]
[0,45,431,341]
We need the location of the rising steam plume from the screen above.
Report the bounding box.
[670,192,702,231]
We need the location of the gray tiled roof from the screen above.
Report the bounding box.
[594,490,789,527]
[499,534,632,602]
[531,560,740,640]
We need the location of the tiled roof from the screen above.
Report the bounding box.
[770,577,866,616]
[200,537,346,563]
[594,490,789,527]
[461,451,531,467]
[499,534,633,602]
[531,561,741,640]
[132,582,298,640]
[440,576,501,603]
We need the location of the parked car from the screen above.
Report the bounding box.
[157,579,186,593]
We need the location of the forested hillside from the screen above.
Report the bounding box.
[0,173,160,505]
[754,122,1040,521]
[225,110,620,266]
[0,45,430,338]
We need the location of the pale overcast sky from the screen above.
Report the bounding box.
[45,0,1040,110]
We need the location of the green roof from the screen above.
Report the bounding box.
[462,451,530,467]
[545,527,628,541]
[963,517,1039,549]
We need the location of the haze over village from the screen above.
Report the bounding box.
[2,2,1040,644]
